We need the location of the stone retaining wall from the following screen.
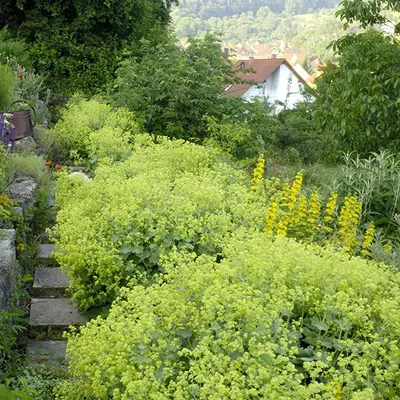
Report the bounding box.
[0,176,37,310]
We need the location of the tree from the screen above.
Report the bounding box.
[113,34,236,141]
[313,30,400,154]
[0,0,178,94]
[336,0,400,30]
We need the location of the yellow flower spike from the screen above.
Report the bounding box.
[362,223,375,257]
[276,218,288,236]
[338,195,362,250]
[324,192,338,224]
[280,182,291,209]
[307,191,321,230]
[288,172,303,210]
[264,197,278,235]
[250,155,265,191]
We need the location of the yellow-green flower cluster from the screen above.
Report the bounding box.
[250,155,265,191]
[58,232,400,399]
[338,195,362,250]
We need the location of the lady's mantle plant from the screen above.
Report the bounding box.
[52,138,266,309]
[57,231,400,399]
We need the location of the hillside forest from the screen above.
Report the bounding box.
[172,0,344,59]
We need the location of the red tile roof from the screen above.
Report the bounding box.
[225,58,307,97]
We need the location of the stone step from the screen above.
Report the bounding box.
[31,267,69,297]
[29,298,87,328]
[39,244,55,259]
[38,244,58,266]
[26,340,67,365]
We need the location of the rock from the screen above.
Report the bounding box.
[29,298,87,328]
[0,230,16,276]
[68,171,90,182]
[13,137,36,153]
[39,244,55,259]
[26,340,67,365]
[0,276,10,310]
[11,206,23,217]
[32,267,69,297]
[0,229,15,309]
[8,178,37,208]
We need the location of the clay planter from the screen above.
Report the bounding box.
[7,101,36,140]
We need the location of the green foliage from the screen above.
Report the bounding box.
[113,35,235,141]
[0,64,14,111]
[0,28,30,68]
[52,139,265,309]
[314,30,400,154]
[58,231,400,398]
[276,101,334,164]
[88,108,142,165]
[0,308,25,373]
[5,153,45,182]
[176,0,339,18]
[52,99,140,164]
[0,0,178,95]
[337,151,400,237]
[336,0,400,30]
[11,365,65,400]
[0,381,35,400]
[53,98,111,162]
[172,6,342,60]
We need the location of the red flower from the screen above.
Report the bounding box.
[55,164,62,170]
[44,161,52,167]
[18,74,23,80]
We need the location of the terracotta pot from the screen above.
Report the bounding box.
[7,101,36,140]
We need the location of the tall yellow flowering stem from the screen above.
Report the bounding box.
[250,155,265,191]
[362,223,375,257]
[338,196,362,251]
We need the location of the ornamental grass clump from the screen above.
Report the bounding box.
[57,231,400,399]
[52,138,265,309]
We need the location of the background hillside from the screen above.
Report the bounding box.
[175,0,340,18]
[172,0,343,60]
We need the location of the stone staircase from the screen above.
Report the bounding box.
[27,230,87,365]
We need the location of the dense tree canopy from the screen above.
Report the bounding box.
[336,0,400,30]
[0,0,178,94]
[313,30,400,154]
[113,35,233,141]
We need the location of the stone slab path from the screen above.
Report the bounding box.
[27,195,87,366]
[32,267,69,297]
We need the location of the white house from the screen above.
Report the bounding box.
[224,57,309,112]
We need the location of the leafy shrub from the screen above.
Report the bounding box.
[52,99,112,163]
[52,99,139,164]
[0,64,14,111]
[58,231,400,399]
[338,151,400,238]
[12,365,65,400]
[88,108,142,165]
[0,28,30,68]
[52,139,265,308]
[0,308,25,372]
[4,153,45,183]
